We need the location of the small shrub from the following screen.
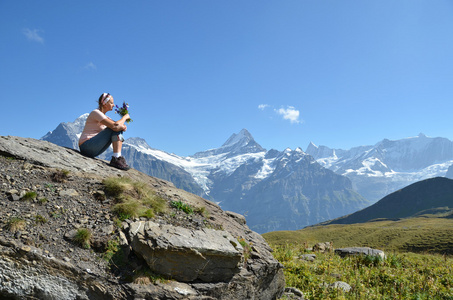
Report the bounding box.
[238,237,252,263]
[73,228,92,249]
[142,209,155,219]
[6,217,26,232]
[104,176,167,221]
[103,177,133,199]
[386,253,405,268]
[104,237,128,269]
[132,267,168,285]
[103,238,120,261]
[22,191,37,201]
[113,200,140,220]
[35,215,48,225]
[195,206,210,218]
[142,195,167,214]
[50,208,66,219]
[113,217,123,229]
[44,183,55,192]
[51,169,70,183]
[273,243,295,262]
[171,199,194,214]
[38,197,48,205]
[353,254,384,268]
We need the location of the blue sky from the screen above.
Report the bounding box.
[2,1,453,156]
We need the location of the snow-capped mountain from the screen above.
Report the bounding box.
[122,131,370,233]
[41,116,369,233]
[41,113,88,150]
[192,128,265,158]
[203,144,368,233]
[306,133,453,202]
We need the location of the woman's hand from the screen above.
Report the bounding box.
[101,118,127,132]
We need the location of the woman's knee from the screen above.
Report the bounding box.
[111,132,125,143]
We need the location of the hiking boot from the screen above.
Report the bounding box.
[109,156,130,171]
[118,156,130,169]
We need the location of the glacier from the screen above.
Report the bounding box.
[306,133,453,202]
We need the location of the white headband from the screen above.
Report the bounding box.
[102,93,111,105]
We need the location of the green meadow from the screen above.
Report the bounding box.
[263,217,453,299]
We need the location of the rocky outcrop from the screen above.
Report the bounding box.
[0,136,285,299]
[127,221,243,282]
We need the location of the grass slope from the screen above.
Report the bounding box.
[263,216,453,254]
[270,243,453,299]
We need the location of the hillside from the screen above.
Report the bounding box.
[0,136,284,299]
[321,177,453,225]
[263,216,453,254]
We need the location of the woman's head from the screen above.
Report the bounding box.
[98,93,115,112]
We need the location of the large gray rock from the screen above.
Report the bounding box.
[335,247,385,259]
[128,221,243,282]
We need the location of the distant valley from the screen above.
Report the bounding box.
[264,177,453,254]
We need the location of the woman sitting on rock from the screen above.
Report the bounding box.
[78,93,130,170]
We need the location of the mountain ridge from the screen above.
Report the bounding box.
[306,134,453,202]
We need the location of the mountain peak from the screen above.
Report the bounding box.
[41,113,89,150]
[306,142,318,154]
[192,129,265,158]
[308,141,317,148]
[222,128,254,147]
[75,113,89,123]
[125,137,152,150]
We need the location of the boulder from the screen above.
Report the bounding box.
[299,254,316,262]
[335,247,385,259]
[283,287,305,299]
[313,241,333,253]
[329,281,351,292]
[128,220,243,282]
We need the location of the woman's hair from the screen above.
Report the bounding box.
[98,93,111,110]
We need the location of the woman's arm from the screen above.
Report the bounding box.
[100,114,130,132]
